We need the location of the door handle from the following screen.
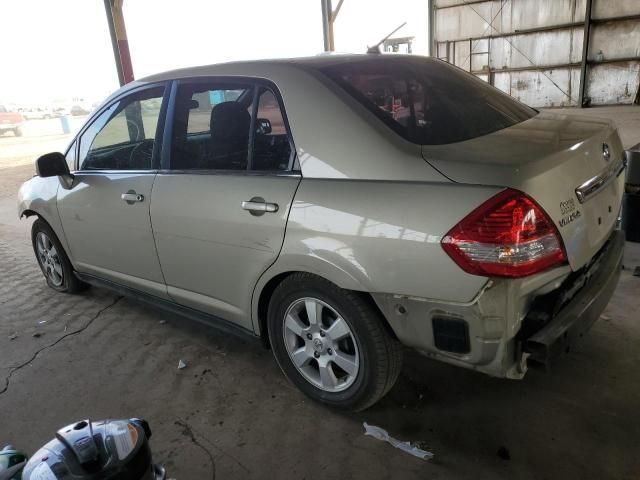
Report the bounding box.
[241,197,279,216]
[121,192,144,204]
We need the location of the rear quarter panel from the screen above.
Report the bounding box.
[269,179,501,303]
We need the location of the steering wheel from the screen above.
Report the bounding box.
[128,139,154,169]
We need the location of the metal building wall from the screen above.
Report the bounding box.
[433,0,640,107]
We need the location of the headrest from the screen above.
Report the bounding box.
[210,101,251,143]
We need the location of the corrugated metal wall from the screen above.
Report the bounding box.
[433,0,640,107]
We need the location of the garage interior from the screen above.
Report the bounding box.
[1,1,639,479]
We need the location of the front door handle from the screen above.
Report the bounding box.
[121,191,144,204]
[241,197,279,216]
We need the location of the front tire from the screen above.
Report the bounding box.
[268,273,402,411]
[31,218,87,293]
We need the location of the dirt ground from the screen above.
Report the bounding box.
[1,109,639,479]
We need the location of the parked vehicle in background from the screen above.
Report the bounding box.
[18,55,627,410]
[52,107,71,118]
[19,107,54,120]
[0,105,25,136]
[70,105,91,116]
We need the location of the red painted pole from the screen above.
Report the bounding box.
[104,0,134,85]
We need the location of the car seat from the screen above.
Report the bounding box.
[209,101,251,170]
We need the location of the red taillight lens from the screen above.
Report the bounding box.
[441,188,567,278]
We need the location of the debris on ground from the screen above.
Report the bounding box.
[363,422,433,460]
[32,332,42,338]
[159,320,167,324]
[8,333,18,340]
[497,446,511,461]
[178,359,187,370]
[38,320,47,324]
[633,266,640,277]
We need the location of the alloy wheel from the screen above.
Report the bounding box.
[36,232,64,287]
[282,297,360,392]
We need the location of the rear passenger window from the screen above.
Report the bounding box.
[251,88,292,171]
[169,81,293,171]
[171,83,254,170]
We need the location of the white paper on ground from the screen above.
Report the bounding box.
[363,422,434,460]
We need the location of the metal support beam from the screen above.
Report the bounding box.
[428,0,435,56]
[321,0,333,51]
[579,0,593,108]
[320,0,344,51]
[104,0,134,86]
[434,0,490,10]
[472,62,582,75]
[592,13,640,24]
[430,12,640,47]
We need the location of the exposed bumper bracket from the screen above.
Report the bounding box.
[523,230,624,367]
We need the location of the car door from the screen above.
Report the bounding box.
[57,84,170,299]
[150,79,301,330]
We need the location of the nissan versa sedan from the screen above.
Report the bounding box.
[18,54,626,410]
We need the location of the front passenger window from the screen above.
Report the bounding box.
[79,86,164,170]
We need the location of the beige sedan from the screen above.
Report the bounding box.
[18,54,626,410]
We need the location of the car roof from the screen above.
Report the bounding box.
[139,53,435,83]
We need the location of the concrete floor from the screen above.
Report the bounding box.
[1,108,639,479]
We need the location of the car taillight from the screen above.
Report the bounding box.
[441,188,567,278]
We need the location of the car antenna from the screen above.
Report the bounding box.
[366,22,407,54]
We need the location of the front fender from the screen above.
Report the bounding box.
[18,176,71,256]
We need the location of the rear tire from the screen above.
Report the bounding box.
[267,273,402,411]
[13,126,23,137]
[31,218,88,293]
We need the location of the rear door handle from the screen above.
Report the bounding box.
[121,192,144,203]
[241,197,279,216]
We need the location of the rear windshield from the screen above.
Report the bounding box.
[317,57,537,145]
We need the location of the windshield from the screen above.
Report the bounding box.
[317,57,537,145]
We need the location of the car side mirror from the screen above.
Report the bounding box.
[257,118,272,135]
[36,152,74,189]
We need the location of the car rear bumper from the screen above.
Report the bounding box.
[373,229,624,379]
[522,229,624,367]
[0,123,21,130]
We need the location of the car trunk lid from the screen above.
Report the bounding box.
[422,112,626,271]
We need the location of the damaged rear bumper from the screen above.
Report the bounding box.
[372,230,623,379]
[523,230,624,367]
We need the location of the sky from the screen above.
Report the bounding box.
[0,0,428,106]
